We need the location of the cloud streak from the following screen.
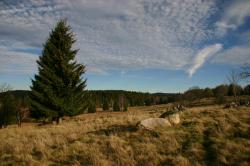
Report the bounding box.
[188,44,223,77]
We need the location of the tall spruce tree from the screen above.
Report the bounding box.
[29,20,87,122]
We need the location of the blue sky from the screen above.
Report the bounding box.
[0,0,250,93]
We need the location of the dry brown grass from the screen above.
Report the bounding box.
[0,104,250,166]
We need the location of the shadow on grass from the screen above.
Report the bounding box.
[87,124,138,136]
[202,129,218,166]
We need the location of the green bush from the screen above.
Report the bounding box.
[88,102,96,113]
[113,100,120,112]
[0,93,18,128]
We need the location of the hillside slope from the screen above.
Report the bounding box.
[0,105,249,165]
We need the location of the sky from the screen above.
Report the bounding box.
[0,0,250,93]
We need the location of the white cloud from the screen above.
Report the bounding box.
[216,0,250,34]
[0,0,219,75]
[212,45,250,65]
[0,47,38,75]
[187,44,223,77]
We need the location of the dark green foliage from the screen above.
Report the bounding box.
[145,97,154,106]
[90,90,180,108]
[0,93,18,128]
[102,98,109,111]
[113,100,120,112]
[124,104,128,111]
[29,20,87,121]
[87,102,96,113]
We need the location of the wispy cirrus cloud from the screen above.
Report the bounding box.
[212,45,250,65]
[0,0,249,77]
[216,0,250,33]
[187,44,223,77]
[0,46,38,75]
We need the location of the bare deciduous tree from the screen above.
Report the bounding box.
[16,97,29,127]
[240,64,250,82]
[227,70,241,102]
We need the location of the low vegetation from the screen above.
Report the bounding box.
[0,103,249,165]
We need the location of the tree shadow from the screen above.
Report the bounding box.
[202,129,218,166]
[87,124,138,136]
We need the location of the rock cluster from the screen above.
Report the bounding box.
[159,104,185,118]
[224,102,239,109]
[138,105,185,130]
[224,101,250,108]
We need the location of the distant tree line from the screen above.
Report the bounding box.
[0,90,179,110]
[87,90,180,109]
[0,83,249,127]
[182,84,250,103]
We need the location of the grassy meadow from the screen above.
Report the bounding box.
[0,103,249,166]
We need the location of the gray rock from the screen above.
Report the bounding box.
[138,118,171,130]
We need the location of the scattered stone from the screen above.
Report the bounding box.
[138,118,171,130]
[160,104,185,118]
[176,104,186,111]
[224,102,239,109]
[159,105,185,125]
[246,101,250,106]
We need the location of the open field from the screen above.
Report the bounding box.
[0,104,250,166]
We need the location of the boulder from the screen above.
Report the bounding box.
[159,109,181,125]
[168,113,180,125]
[138,118,171,130]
